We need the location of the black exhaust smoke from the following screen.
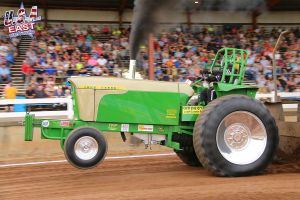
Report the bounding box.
[129,0,266,60]
[129,0,183,60]
[129,0,160,60]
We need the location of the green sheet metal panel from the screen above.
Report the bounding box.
[214,83,258,98]
[96,91,184,125]
[24,114,34,141]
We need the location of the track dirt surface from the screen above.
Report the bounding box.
[1,127,300,200]
[1,155,300,200]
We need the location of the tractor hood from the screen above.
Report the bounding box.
[69,77,194,121]
[69,77,194,96]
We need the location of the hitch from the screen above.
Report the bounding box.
[120,132,127,142]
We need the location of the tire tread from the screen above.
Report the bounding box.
[193,95,278,177]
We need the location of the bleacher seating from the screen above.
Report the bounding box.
[0,36,32,97]
[0,24,299,106]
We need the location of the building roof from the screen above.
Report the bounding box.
[0,0,299,11]
[0,0,134,11]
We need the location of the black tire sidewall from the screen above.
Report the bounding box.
[174,146,201,167]
[64,127,107,169]
[195,95,278,176]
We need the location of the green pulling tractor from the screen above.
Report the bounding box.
[25,48,278,177]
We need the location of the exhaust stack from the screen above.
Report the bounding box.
[272,30,290,102]
[129,59,136,79]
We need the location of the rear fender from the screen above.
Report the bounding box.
[214,83,258,98]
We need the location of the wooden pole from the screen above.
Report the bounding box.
[251,11,258,30]
[148,34,155,80]
[44,7,48,28]
[186,10,192,30]
[118,11,123,29]
[118,0,128,29]
[42,0,48,28]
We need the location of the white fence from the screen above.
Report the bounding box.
[0,92,298,120]
[256,92,300,102]
[0,98,73,119]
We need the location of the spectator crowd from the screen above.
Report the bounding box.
[21,24,127,98]
[0,29,19,84]
[148,25,300,93]
[2,23,300,102]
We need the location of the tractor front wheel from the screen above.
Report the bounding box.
[193,95,278,177]
[64,127,107,169]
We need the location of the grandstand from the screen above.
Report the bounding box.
[0,36,32,96]
[0,0,299,108]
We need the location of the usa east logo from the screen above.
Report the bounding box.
[3,2,42,39]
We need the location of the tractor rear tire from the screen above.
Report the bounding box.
[175,146,201,167]
[193,95,278,177]
[64,127,107,169]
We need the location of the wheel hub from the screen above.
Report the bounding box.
[216,111,267,165]
[74,136,99,160]
[224,123,250,151]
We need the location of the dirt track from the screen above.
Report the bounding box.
[1,127,300,200]
[1,155,300,200]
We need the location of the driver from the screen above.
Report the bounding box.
[198,69,222,105]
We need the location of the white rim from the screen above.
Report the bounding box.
[216,111,267,165]
[74,136,99,160]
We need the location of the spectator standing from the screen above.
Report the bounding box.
[4,81,17,112]
[21,60,34,84]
